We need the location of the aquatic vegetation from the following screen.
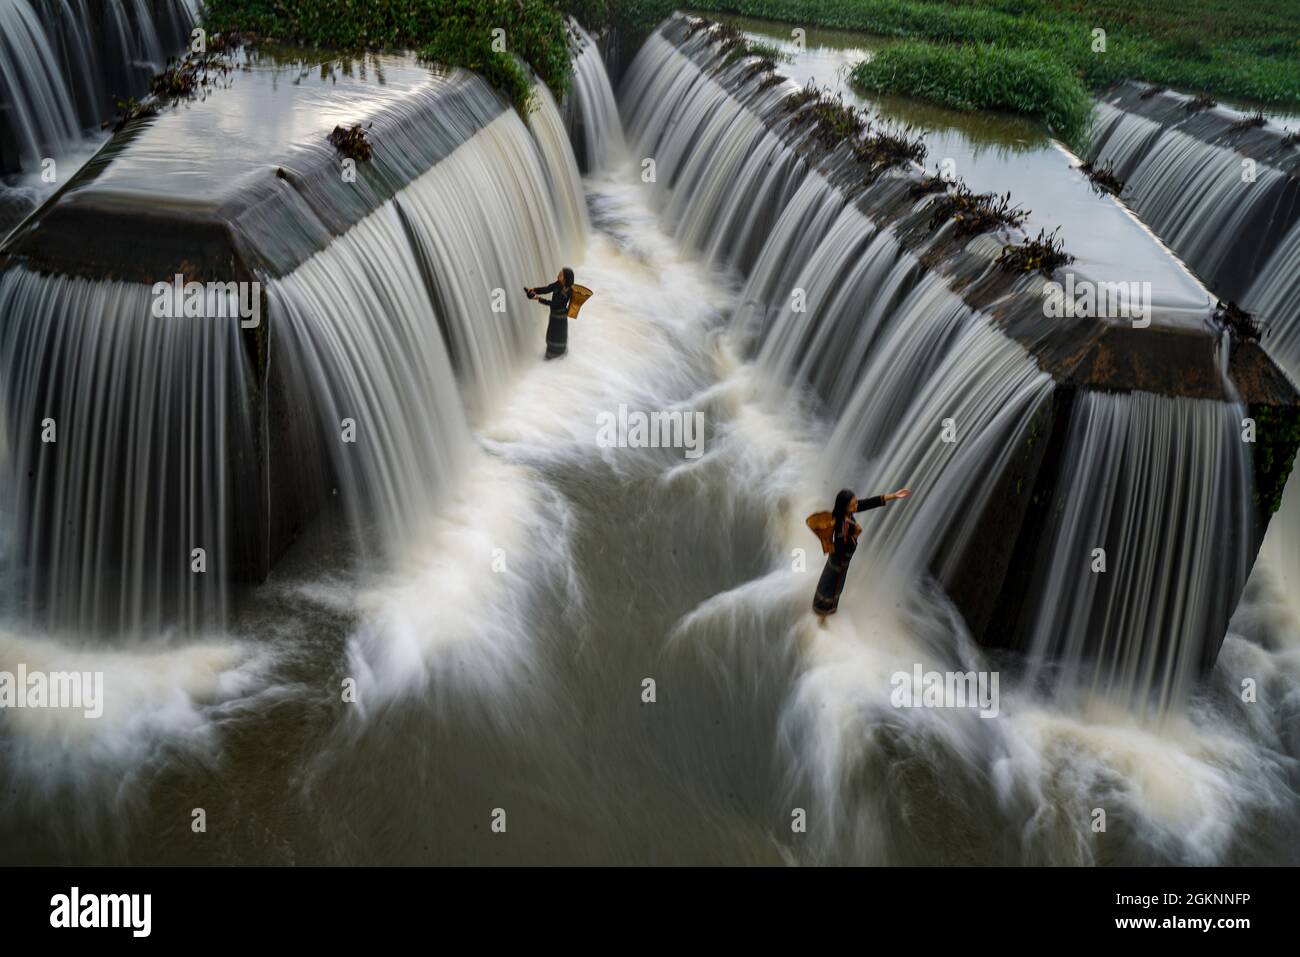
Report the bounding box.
[328,124,374,162]
[745,40,792,64]
[200,2,678,115]
[1184,92,1218,113]
[1214,300,1263,342]
[908,173,948,198]
[108,98,158,132]
[782,83,821,114]
[787,83,869,152]
[1250,402,1300,516]
[850,41,1093,151]
[784,77,927,180]
[1077,159,1124,196]
[149,46,235,100]
[105,32,244,132]
[689,19,788,90]
[853,123,928,181]
[687,0,1300,109]
[996,227,1074,276]
[927,183,1028,238]
[683,17,715,40]
[1227,110,1268,133]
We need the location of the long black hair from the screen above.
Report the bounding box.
[561,266,574,288]
[831,488,857,546]
[832,488,856,522]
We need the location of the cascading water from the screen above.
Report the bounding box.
[0,0,200,239]
[618,16,1296,863]
[1,14,1297,867]
[0,269,254,636]
[623,20,1263,711]
[268,99,587,555]
[1088,90,1300,308]
[1091,108,1288,290]
[0,0,198,169]
[564,21,626,173]
[1090,92,1300,727]
[1245,222,1300,378]
[1019,393,1253,710]
[0,56,584,641]
[0,0,79,171]
[622,34,807,274]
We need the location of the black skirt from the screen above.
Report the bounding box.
[812,556,849,616]
[546,313,568,357]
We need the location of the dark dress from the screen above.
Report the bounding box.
[812,495,887,616]
[534,281,572,358]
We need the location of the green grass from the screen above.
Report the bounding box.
[686,0,1300,136]
[204,1,676,113]
[851,42,1094,149]
[203,0,574,113]
[561,0,676,37]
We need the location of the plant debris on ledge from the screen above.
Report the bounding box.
[1077,159,1124,196]
[328,123,374,162]
[1214,300,1264,342]
[996,227,1074,276]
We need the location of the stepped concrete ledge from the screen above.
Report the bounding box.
[1088,80,1300,301]
[660,16,1297,407]
[659,14,1300,667]
[1,50,508,284]
[0,49,514,583]
[1096,80,1300,175]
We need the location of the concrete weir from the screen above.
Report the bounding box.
[0,48,525,621]
[1088,81,1300,304]
[0,0,200,176]
[654,15,1300,676]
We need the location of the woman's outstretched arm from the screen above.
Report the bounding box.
[856,488,912,511]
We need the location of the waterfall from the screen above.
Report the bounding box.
[1093,119,1286,291]
[1088,92,1300,302]
[1079,92,1300,587]
[1020,393,1253,711]
[622,32,806,274]
[0,64,586,638]
[0,0,199,175]
[565,21,626,173]
[0,0,79,172]
[622,19,1263,708]
[1246,222,1300,382]
[1241,222,1300,670]
[2,10,1298,867]
[268,102,586,549]
[0,266,254,636]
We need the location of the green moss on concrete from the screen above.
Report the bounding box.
[1249,402,1300,517]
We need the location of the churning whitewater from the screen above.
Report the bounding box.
[1,12,1298,867]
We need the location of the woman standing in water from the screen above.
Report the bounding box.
[526,267,575,360]
[813,487,911,624]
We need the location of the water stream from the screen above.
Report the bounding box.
[0,12,1297,866]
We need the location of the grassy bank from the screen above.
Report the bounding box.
[203,1,675,113]
[563,0,676,39]
[204,0,574,112]
[687,0,1300,140]
[851,42,1093,149]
